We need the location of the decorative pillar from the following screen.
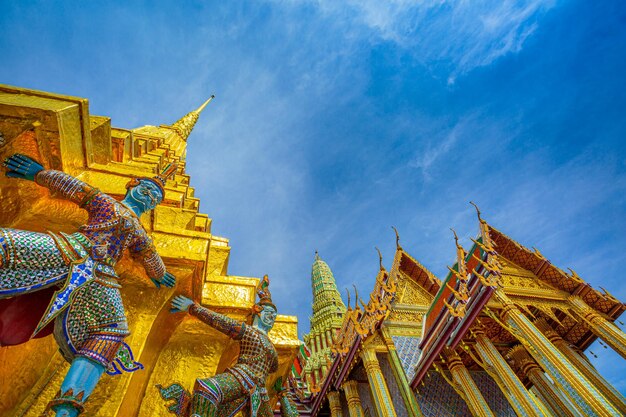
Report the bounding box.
[315,333,322,353]
[498,294,621,417]
[568,296,626,360]
[535,318,626,415]
[507,345,581,417]
[360,347,398,417]
[472,329,544,416]
[443,348,495,417]
[384,337,424,417]
[328,391,343,417]
[342,380,365,417]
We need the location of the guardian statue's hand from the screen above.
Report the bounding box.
[3,153,44,181]
[170,295,194,313]
[151,271,176,288]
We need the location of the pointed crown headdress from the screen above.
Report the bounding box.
[126,160,179,195]
[252,275,276,314]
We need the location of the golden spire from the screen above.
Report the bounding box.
[169,95,215,141]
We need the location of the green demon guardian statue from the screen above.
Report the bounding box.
[0,153,177,416]
[158,275,291,417]
[273,376,301,417]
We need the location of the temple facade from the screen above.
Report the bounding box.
[304,213,626,417]
[0,84,300,417]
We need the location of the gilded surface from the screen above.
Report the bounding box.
[387,309,425,324]
[397,271,432,306]
[499,259,548,289]
[0,85,300,416]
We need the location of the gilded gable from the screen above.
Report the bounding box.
[498,258,553,290]
[397,271,433,306]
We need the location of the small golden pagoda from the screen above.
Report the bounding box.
[307,212,626,417]
[0,84,300,417]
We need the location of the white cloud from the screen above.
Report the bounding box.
[408,117,462,180]
[305,0,557,81]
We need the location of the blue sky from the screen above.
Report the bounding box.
[2,0,626,393]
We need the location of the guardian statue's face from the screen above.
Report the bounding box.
[259,305,277,328]
[127,179,163,213]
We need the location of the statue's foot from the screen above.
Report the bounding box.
[52,404,79,417]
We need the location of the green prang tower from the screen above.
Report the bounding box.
[303,252,347,388]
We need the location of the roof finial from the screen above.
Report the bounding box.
[353,284,360,308]
[170,96,215,142]
[345,288,352,310]
[392,226,402,250]
[469,201,484,223]
[450,228,462,251]
[315,250,320,261]
[375,247,384,270]
[470,201,496,251]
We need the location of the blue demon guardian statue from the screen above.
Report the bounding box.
[0,153,177,416]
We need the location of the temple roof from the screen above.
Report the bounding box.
[488,225,625,320]
[395,249,441,298]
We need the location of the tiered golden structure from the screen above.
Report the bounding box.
[0,84,300,417]
[307,216,626,417]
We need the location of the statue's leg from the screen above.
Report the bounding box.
[157,383,192,416]
[49,329,125,416]
[48,356,105,417]
[191,372,247,417]
[257,401,275,417]
[0,228,68,295]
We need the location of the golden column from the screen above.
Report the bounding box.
[342,380,365,417]
[507,345,582,417]
[327,391,344,417]
[534,318,626,415]
[568,296,626,360]
[442,348,496,417]
[472,329,544,417]
[360,347,398,417]
[498,294,620,417]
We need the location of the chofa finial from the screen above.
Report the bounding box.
[345,288,351,310]
[450,228,459,244]
[392,226,402,250]
[375,247,384,270]
[450,227,464,251]
[353,284,362,309]
[469,201,484,223]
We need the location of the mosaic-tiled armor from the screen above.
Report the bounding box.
[158,276,281,417]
